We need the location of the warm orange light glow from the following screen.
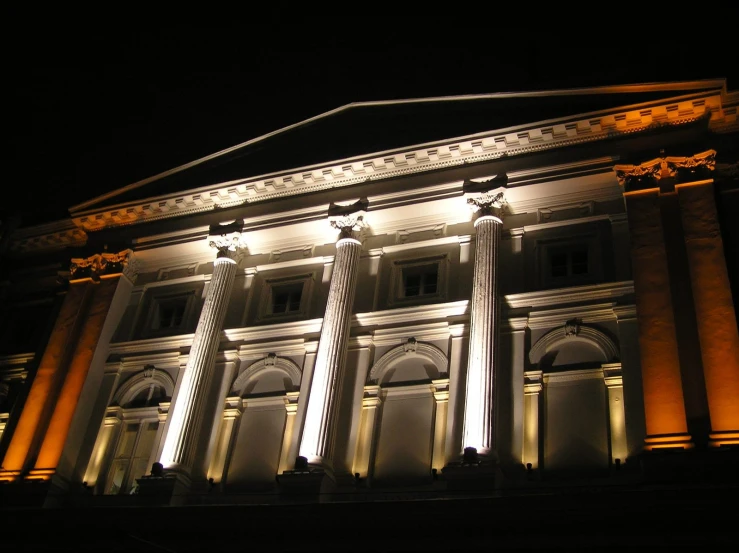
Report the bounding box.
[0,282,93,476]
[624,189,692,447]
[676,180,739,440]
[32,276,120,473]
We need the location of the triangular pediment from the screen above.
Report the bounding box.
[71,80,727,217]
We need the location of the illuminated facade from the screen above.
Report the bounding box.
[1,80,739,528]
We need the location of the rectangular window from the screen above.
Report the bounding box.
[271,283,303,314]
[549,247,589,279]
[152,296,188,330]
[258,273,314,322]
[389,254,448,306]
[402,265,439,297]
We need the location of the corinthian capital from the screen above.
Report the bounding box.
[665,149,716,176]
[614,149,716,191]
[70,249,135,281]
[328,198,369,241]
[465,187,507,218]
[463,174,508,219]
[208,220,246,260]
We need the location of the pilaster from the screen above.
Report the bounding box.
[675,178,739,446]
[616,159,692,450]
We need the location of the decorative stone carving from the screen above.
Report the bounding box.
[614,149,716,189]
[666,149,716,175]
[208,220,246,260]
[564,318,581,337]
[464,174,508,218]
[403,337,418,354]
[70,249,135,281]
[328,198,369,240]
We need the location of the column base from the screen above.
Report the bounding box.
[709,431,739,447]
[0,477,50,508]
[136,467,191,506]
[643,433,693,451]
[640,446,739,484]
[0,469,22,483]
[441,448,498,492]
[277,470,325,499]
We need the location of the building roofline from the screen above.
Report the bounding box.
[70,80,727,214]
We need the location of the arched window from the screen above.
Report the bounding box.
[83,367,174,495]
[357,339,449,485]
[528,323,620,477]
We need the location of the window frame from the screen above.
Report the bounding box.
[141,289,198,337]
[389,254,449,307]
[257,273,314,322]
[537,234,601,288]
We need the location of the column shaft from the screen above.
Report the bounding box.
[676,180,739,444]
[523,371,542,469]
[352,388,381,479]
[29,276,121,478]
[0,281,92,479]
[159,257,238,474]
[462,215,501,456]
[431,380,450,471]
[299,238,361,466]
[624,189,692,449]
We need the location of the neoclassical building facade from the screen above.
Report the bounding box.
[1,79,738,510]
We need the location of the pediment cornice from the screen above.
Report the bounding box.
[68,90,731,232]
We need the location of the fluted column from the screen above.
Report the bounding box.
[298,201,366,468]
[461,186,505,460]
[158,225,243,477]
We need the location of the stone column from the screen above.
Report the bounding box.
[206,396,242,487]
[298,200,366,470]
[615,160,692,450]
[351,385,381,479]
[461,184,505,460]
[5,250,135,483]
[158,223,244,479]
[0,278,93,481]
[277,391,301,474]
[675,176,739,446]
[603,363,628,465]
[82,407,123,493]
[430,379,450,472]
[523,370,543,470]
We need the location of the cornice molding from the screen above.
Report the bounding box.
[69,92,725,232]
[370,322,454,346]
[353,300,470,328]
[9,220,87,254]
[224,319,324,344]
[504,281,635,309]
[527,303,620,329]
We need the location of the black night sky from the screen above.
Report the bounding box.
[6,21,738,224]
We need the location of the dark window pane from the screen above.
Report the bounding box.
[551,253,568,277]
[571,250,589,274]
[405,273,421,296]
[272,284,303,314]
[287,290,302,312]
[423,270,438,294]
